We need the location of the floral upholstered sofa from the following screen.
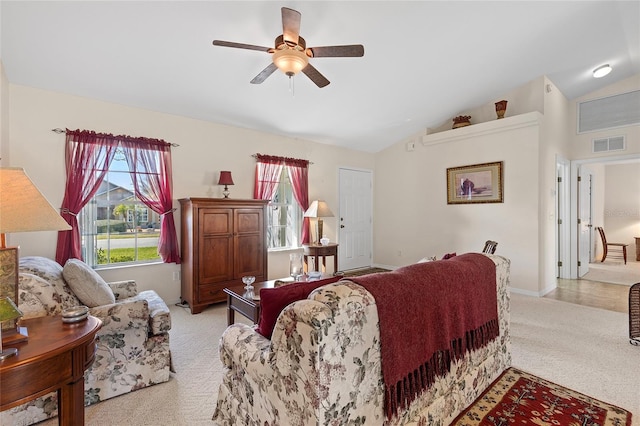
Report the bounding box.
[213,253,511,426]
[1,256,172,426]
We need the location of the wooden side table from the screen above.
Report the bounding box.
[0,315,102,426]
[635,237,640,261]
[302,243,339,274]
[224,275,341,325]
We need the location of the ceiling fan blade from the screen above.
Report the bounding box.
[308,45,365,58]
[212,40,271,52]
[250,63,278,84]
[302,64,330,88]
[281,7,301,45]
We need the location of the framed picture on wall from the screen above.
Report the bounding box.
[446,161,503,204]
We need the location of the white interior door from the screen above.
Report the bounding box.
[577,167,593,277]
[338,168,372,271]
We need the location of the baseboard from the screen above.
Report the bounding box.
[371,263,398,271]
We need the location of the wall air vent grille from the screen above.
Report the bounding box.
[578,90,640,133]
[592,136,625,153]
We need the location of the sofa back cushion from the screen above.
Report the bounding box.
[20,256,81,310]
[257,278,337,339]
[63,259,116,307]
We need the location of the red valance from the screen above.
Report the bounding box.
[65,129,172,149]
[254,153,309,168]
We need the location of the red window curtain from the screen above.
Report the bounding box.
[55,130,118,265]
[286,160,310,244]
[253,154,283,200]
[120,138,181,264]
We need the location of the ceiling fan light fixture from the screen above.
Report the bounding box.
[273,48,308,76]
[593,64,612,78]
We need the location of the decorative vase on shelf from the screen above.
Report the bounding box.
[495,100,508,119]
[452,115,472,129]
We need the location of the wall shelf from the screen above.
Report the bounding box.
[422,112,542,146]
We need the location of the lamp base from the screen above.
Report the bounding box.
[0,347,17,361]
[316,219,324,245]
[222,185,230,198]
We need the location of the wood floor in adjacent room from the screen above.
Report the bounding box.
[544,260,639,313]
[546,278,630,313]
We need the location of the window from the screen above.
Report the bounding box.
[266,171,302,250]
[79,149,161,266]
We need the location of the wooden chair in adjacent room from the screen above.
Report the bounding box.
[596,226,628,264]
[482,240,498,254]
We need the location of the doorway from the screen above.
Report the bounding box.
[568,153,640,280]
[338,168,373,271]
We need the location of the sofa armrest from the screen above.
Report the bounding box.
[89,298,150,336]
[112,290,171,335]
[108,280,138,300]
[219,323,273,375]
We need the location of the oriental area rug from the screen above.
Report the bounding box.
[452,367,632,426]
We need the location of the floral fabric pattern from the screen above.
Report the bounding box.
[2,256,172,426]
[213,254,511,426]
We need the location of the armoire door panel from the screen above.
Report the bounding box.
[235,233,264,277]
[199,236,233,283]
[201,209,232,235]
[235,209,262,234]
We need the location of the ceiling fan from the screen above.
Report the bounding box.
[212,7,364,88]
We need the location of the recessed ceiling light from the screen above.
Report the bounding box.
[593,64,612,78]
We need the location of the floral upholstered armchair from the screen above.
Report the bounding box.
[0,256,172,426]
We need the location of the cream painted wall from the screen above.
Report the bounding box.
[7,84,374,303]
[538,76,572,293]
[0,62,8,165]
[374,113,542,294]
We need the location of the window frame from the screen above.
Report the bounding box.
[79,152,161,268]
[266,170,303,251]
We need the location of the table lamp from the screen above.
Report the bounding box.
[0,167,71,345]
[0,296,23,360]
[218,171,234,198]
[303,200,334,244]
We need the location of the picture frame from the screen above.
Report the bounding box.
[0,247,27,344]
[446,161,503,204]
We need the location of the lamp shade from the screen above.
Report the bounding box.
[0,168,71,235]
[217,171,234,186]
[304,200,334,218]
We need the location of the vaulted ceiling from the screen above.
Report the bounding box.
[2,1,638,152]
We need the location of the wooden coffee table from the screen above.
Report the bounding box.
[224,274,341,326]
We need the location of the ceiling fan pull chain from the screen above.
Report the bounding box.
[289,75,295,96]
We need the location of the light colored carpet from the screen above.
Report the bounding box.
[510,293,639,425]
[39,294,637,425]
[582,259,640,286]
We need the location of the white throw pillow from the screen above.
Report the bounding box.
[62,259,115,307]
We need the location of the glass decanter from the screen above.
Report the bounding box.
[242,276,256,299]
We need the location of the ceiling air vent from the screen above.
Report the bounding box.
[578,90,640,133]
[592,136,625,153]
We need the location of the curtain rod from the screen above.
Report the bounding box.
[251,154,313,165]
[51,128,180,147]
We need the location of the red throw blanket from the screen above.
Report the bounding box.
[348,253,499,419]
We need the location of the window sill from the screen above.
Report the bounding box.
[94,260,164,271]
[268,247,302,254]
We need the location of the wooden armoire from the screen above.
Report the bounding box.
[179,198,268,314]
